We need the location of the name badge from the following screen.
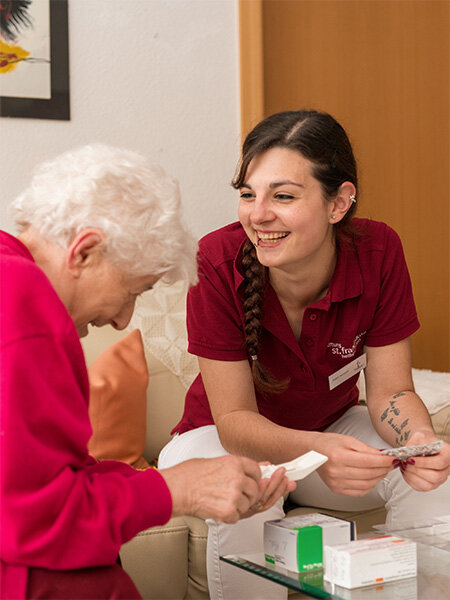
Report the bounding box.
[328,353,367,391]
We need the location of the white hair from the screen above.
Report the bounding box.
[9,144,198,285]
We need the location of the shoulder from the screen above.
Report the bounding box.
[1,234,76,345]
[351,218,403,254]
[198,222,246,267]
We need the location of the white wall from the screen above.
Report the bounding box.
[0,0,241,239]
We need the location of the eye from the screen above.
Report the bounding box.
[274,193,295,201]
[239,191,255,201]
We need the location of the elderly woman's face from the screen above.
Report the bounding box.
[69,257,159,338]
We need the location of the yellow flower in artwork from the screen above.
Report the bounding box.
[0,37,30,74]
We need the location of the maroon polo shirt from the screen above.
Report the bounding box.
[173,218,420,435]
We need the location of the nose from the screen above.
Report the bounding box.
[250,196,275,224]
[110,299,136,331]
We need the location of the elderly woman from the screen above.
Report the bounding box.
[0,145,295,600]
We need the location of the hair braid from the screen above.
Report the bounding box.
[242,239,288,394]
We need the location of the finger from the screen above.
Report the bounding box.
[327,465,393,480]
[255,470,285,506]
[263,477,292,508]
[256,478,271,503]
[412,455,449,470]
[346,438,391,455]
[240,476,260,506]
[262,466,287,487]
[405,465,449,486]
[338,452,395,469]
[240,456,263,481]
[236,493,253,517]
[332,473,387,492]
[400,469,443,492]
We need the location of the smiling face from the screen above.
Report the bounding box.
[238,147,337,274]
[68,257,159,338]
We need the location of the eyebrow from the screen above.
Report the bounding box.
[241,180,304,190]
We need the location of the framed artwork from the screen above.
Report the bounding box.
[0,0,70,120]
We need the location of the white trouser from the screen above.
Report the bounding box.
[159,406,450,600]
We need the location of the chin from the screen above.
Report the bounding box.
[77,325,89,338]
[255,249,283,268]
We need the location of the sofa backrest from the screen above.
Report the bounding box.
[82,325,191,461]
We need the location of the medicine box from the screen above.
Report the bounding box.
[324,535,417,589]
[264,513,355,572]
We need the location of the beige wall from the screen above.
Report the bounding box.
[1,0,241,240]
[239,0,449,371]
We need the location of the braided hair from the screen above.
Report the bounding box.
[234,109,359,393]
[242,238,289,394]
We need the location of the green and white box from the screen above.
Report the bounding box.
[264,513,355,573]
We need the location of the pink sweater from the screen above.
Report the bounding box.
[0,232,172,599]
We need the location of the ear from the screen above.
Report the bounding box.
[66,228,106,277]
[328,182,357,224]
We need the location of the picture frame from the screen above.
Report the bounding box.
[0,0,70,120]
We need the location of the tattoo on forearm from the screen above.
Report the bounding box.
[380,396,411,445]
[381,399,400,421]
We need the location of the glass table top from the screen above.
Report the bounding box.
[373,515,450,552]
[221,540,450,600]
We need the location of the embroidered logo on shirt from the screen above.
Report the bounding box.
[327,331,367,358]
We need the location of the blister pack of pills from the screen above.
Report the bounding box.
[381,439,443,460]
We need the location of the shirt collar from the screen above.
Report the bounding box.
[325,239,363,306]
[233,235,363,309]
[232,235,246,293]
[0,230,35,263]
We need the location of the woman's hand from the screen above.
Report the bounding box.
[160,455,295,524]
[397,432,450,492]
[240,464,297,519]
[312,432,394,496]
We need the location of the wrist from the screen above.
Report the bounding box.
[308,430,325,453]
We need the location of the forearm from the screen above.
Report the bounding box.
[368,390,436,447]
[216,409,320,463]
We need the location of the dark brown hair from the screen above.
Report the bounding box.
[234,109,358,393]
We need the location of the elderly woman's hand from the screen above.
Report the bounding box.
[160,456,295,523]
[239,464,297,519]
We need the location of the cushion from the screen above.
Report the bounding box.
[431,404,450,444]
[87,329,150,468]
[357,369,450,415]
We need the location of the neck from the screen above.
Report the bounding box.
[269,241,337,311]
[18,228,70,304]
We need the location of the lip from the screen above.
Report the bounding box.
[255,230,290,247]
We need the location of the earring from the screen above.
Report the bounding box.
[350,194,356,203]
[331,215,336,220]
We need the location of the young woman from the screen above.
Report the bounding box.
[159,110,450,600]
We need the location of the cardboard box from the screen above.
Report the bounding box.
[264,513,355,572]
[324,535,417,589]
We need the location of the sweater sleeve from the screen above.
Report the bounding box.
[0,332,172,570]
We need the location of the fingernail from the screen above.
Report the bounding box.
[400,463,407,471]
[407,458,415,465]
[392,459,401,466]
